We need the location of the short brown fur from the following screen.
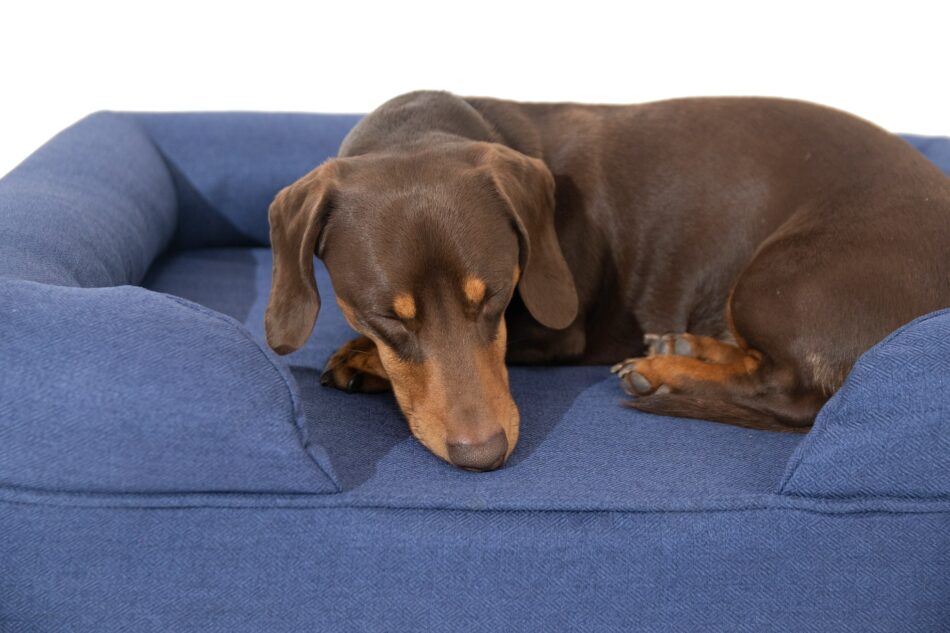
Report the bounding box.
[265,91,950,468]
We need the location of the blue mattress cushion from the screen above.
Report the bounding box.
[0,110,948,509]
[142,248,808,507]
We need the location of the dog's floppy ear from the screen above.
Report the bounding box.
[265,161,338,355]
[479,144,578,330]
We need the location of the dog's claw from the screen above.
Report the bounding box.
[643,333,660,355]
[612,361,633,377]
[611,359,639,379]
[346,373,364,393]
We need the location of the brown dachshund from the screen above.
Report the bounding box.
[264,91,950,471]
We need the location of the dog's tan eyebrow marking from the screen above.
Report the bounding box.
[463,276,486,304]
[393,293,417,320]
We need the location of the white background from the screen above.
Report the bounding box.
[2,0,948,177]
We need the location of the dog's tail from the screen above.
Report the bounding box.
[628,393,814,433]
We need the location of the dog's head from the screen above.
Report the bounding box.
[264,142,577,470]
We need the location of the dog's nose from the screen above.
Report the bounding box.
[446,431,508,472]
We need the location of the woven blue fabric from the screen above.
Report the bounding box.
[1,111,949,632]
[782,309,950,499]
[0,112,176,287]
[0,112,339,495]
[143,248,806,509]
[1,502,948,633]
[0,279,338,494]
[903,133,950,174]
[135,112,362,249]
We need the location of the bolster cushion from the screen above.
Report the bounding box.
[0,279,339,494]
[781,309,950,499]
[0,111,177,287]
[0,111,341,494]
[134,112,362,250]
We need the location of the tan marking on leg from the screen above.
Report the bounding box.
[622,353,761,393]
[682,334,748,364]
[324,336,391,392]
[392,293,416,320]
[340,338,387,376]
[463,276,486,304]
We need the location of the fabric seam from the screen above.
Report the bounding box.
[2,484,949,514]
[2,495,950,517]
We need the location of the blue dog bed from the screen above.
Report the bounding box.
[1,112,948,632]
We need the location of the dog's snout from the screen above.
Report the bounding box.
[446,431,508,472]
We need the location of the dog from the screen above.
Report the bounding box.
[264,91,950,471]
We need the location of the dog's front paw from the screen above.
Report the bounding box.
[611,357,671,397]
[321,336,391,393]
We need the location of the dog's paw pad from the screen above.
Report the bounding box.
[621,369,656,396]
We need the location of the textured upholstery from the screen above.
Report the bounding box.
[1,110,949,632]
[0,112,339,495]
[143,248,806,507]
[782,308,950,498]
[0,279,338,493]
[3,503,948,632]
[135,112,362,249]
[0,112,176,287]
